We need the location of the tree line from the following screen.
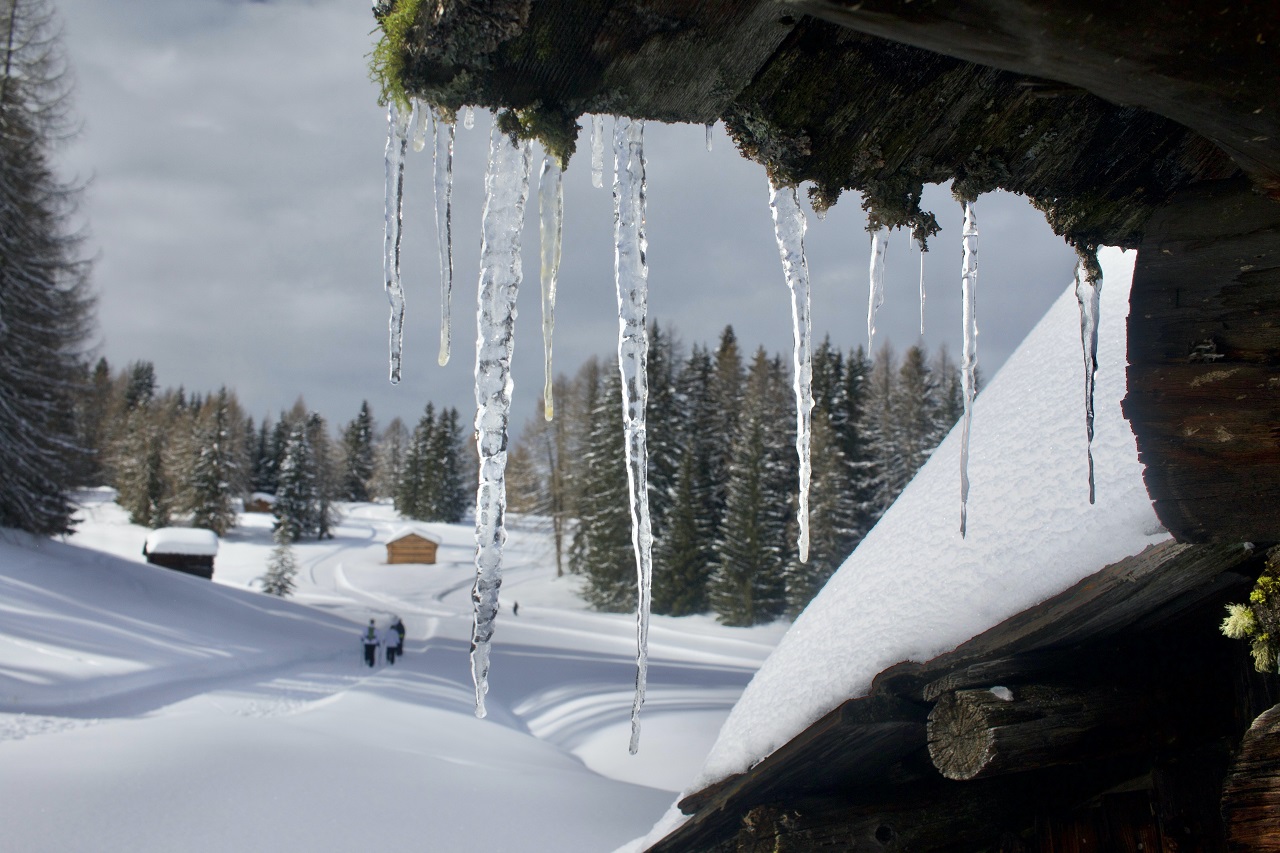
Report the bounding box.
[508,323,970,626]
[72,358,471,540]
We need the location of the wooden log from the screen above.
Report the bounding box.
[1125,177,1280,543]
[1222,703,1280,851]
[927,685,1150,782]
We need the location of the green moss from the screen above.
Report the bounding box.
[369,0,426,113]
[1221,547,1280,673]
[493,106,579,169]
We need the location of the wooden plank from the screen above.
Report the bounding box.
[1222,703,1280,852]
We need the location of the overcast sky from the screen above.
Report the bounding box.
[55,0,1078,439]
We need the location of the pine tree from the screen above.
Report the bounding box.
[570,367,635,612]
[708,348,791,626]
[396,404,435,520]
[340,401,376,502]
[0,0,92,534]
[429,406,467,522]
[260,522,298,597]
[890,345,939,490]
[652,442,716,615]
[305,412,339,539]
[783,410,859,616]
[185,389,239,536]
[274,422,317,541]
[372,417,408,500]
[645,321,683,540]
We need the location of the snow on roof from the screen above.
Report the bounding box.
[386,526,441,545]
[249,492,277,504]
[144,528,220,557]
[692,247,1165,791]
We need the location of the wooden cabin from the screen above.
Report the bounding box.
[385,528,440,565]
[142,528,219,580]
[244,493,276,514]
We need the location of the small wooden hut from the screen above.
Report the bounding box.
[142,528,219,580]
[385,527,440,565]
[244,492,276,514]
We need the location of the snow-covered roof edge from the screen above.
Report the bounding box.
[687,247,1164,792]
[144,528,220,557]
[386,525,441,545]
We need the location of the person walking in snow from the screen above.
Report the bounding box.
[383,622,399,666]
[361,619,379,667]
[390,616,406,658]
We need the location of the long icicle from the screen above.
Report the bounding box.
[591,115,605,189]
[613,116,653,755]
[867,226,889,348]
[433,107,456,367]
[918,239,927,335]
[768,180,813,564]
[539,154,564,420]
[1074,248,1102,505]
[959,201,979,537]
[470,123,533,719]
[383,102,409,385]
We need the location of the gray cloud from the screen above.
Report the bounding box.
[58,0,1077,439]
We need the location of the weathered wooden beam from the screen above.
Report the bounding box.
[1222,702,1280,851]
[1125,177,1280,543]
[785,0,1280,197]
[926,685,1151,782]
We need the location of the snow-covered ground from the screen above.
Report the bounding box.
[0,497,786,852]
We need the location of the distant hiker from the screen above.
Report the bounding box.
[512,602,519,617]
[383,624,399,665]
[390,616,406,657]
[361,619,379,667]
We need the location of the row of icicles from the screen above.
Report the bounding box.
[383,104,1103,751]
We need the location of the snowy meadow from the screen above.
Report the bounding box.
[0,497,785,852]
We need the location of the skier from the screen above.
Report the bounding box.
[512,602,519,617]
[361,619,379,667]
[390,616,406,658]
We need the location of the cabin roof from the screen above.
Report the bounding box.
[143,528,219,557]
[386,526,441,546]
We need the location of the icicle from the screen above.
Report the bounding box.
[1074,250,1102,505]
[382,103,409,385]
[768,180,813,565]
[918,239,927,335]
[867,226,889,348]
[410,100,429,152]
[463,105,475,130]
[591,115,605,189]
[538,154,564,421]
[959,201,979,537]
[470,123,534,719]
[432,107,456,367]
[705,121,713,152]
[613,116,653,755]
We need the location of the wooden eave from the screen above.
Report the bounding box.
[650,540,1261,851]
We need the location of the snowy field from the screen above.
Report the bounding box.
[0,498,786,852]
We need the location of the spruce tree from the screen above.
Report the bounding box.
[340,401,376,502]
[652,443,716,615]
[260,522,299,597]
[570,367,635,611]
[891,345,939,490]
[644,321,682,539]
[430,407,467,523]
[396,404,435,520]
[305,412,338,539]
[0,0,92,534]
[186,389,239,536]
[371,417,408,500]
[708,348,791,626]
[274,422,318,541]
[783,410,859,616]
